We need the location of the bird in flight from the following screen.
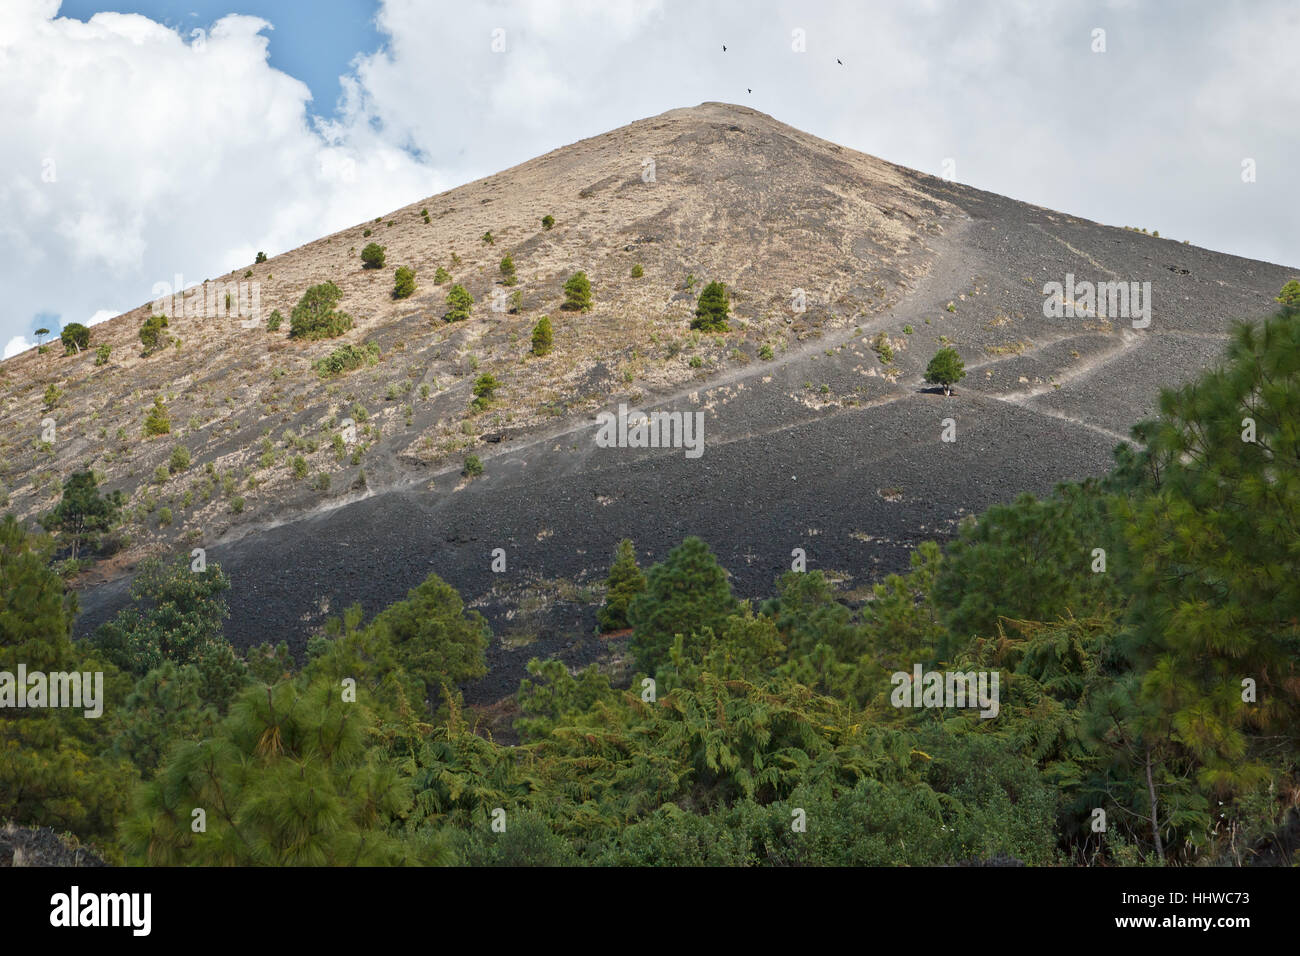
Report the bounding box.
[722,44,727,51]
[837,58,844,65]
[747,88,752,93]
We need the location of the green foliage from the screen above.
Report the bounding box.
[597,538,646,632]
[530,315,553,356]
[94,343,112,365]
[255,251,267,264]
[267,309,282,332]
[470,373,499,412]
[0,516,134,856]
[691,281,730,332]
[631,263,644,278]
[313,342,380,377]
[562,271,592,312]
[1276,279,1300,310]
[499,254,516,285]
[434,266,451,285]
[289,281,353,340]
[91,556,245,709]
[462,455,483,478]
[758,343,774,361]
[393,266,416,299]
[143,395,171,436]
[541,215,554,230]
[42,383,61,409]
[444,284,473,323]
[140,314,169,354]
[60,323,90,354]
[628,536,738,678]
[925,347,966,394]
[40,470,124,560]
[361,242,386,269]
[121,675,428,865]
[168,445,191,473]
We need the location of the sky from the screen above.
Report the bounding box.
[2,0,1297,357]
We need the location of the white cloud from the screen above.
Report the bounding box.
[0,0,437,350]
[3,336,33,359]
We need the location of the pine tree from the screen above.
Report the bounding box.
[628,536,737,675]
[531,315,553,356]
[445,284,473,323]
[691,281,730,332]
[598,539,647,632]
[924,347,966,395]
[500,254,517,286]
[562,271,592,312]
[40,470,124,560]
[143,395,171,436]
[393,266,416,299]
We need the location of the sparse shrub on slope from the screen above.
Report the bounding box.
[500,254,516,286]
[314,342,380,378]
[393,266,416,299]
[691,281,730,332]
[541,215,554,230]
[531,315,553,356]
[361,242,386,269]
[924,347,965,395]
[266,309,282,332]
[434,266,451,285]
[289,281,353,340]
[444,284,473,323]
[139,314,169,354]
[60,323,90,355]
[562,271,592,312]
[143,396,171,436]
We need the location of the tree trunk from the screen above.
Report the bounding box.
[1145,746,1165,864]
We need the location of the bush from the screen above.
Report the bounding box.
[758,343,774,361]
[143,396,171,436]
[139,314,169,354]
[60,323,90,354]
[434,266,451,285]
[531,316,553,356]
[289,281,353,340]
[267,309,282,332]
[255,251,267,264]
[631,263,644,278]
[691,281,730,332]
[598,539,647,632]
[562,271,592,312]
[361,243,386,269]
[42,383,61,409]
[872,331,893,363]
[158,507,173,527]
[291,455,308,479]
[500,254,516,286]
[481,231,494,245]
[463,455,483,477]
[94,343,112,366]
[541,215,554,230]
[313,342,380,377]
[393,266,416,299]
[168,445,191,473]
[444,284,473,323]
[471,373,500,412]
[1277,279,1300,310]
[924,347,966,395]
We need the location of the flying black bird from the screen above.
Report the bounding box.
[722,44,727,51]
[837,58,843,65]
[747,88,752,93]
